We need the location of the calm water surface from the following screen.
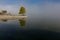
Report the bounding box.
[0,14,60,40]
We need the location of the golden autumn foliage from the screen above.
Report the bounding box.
[19,6,26,14]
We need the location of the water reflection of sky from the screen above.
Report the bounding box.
[0,17,60,32]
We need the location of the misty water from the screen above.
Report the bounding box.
[0,13,60,40]
[1,1,60,40]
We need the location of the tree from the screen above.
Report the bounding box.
[19,6,26,15]
[0,10,7,15]
[2,10,7,13]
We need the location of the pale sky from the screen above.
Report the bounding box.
[0,0,60,16]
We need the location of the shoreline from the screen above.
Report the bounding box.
[0,15,27,20]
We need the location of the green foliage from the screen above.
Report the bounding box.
[2,10,7,13]
[0,10,7,15]
[19,6,26,14]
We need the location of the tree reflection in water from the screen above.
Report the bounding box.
[19,18,26,27]
[1,19,7,22]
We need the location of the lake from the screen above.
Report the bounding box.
[0,0,60,40]
[0,14,60,40]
